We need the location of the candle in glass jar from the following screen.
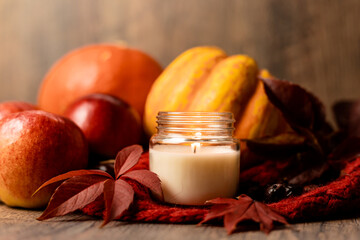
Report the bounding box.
[149,144,240,205]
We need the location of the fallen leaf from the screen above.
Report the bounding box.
[200,194,288,234]
[330,99,360,162]
[332,99,360,137]
[35,145,163,226]
[122,170,163,200]
[102,179,134,226]
[329,136,360,162]
[288,163,331,185]
[33,169,112,196]
[244,133,307,158]
[38,175,107,220]
[115,144,143,178]
[261,77,330,132]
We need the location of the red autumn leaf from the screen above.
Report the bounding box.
[115,145,143,178]
[329,136,360,162]
[244,133,307,158]
[330,99,360,162]
[35,144,162,226]
[102,179,134,226]
[258,77,335,161]
[261,77,330,132]
[333,99,360,137]
[200,194,288,234]
[38,175,107,220]
[122,169,163,200]
[199,198,248,223]
[288,162,331,185]
[33,169,112,196]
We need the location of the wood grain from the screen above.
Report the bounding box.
[0,0,359,124]
[0,204,359,240]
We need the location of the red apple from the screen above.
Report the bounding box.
[0,110,88,208]
[64,93,141,160]
[0,101,38,121]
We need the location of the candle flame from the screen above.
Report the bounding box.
[191,142,201,154]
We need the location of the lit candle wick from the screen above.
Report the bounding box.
[191,143,201,154]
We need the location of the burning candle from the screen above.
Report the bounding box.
[149,112,240,205]
[191,142,201,153]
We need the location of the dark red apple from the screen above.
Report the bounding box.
[64,93,142,159]
[0,110,88,208]
[0,101,38,121]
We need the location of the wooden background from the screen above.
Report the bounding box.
[0,0,359,124]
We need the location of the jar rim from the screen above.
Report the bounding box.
[157,112,235,122]
[158,111,233,116]
[155,111,235,134]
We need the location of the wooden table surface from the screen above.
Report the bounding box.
[0,204,358,240]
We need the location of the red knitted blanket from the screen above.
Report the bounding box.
[82,152,360,223]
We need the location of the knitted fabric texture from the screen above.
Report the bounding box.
[82,153,360,222]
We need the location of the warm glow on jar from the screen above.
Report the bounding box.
[149,112,240,205]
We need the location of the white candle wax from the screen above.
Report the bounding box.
[149,145,240,205]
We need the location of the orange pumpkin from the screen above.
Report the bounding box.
[144,46,290,139]
[38,44,162,118]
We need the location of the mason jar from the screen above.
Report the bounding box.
[149,112,240,205]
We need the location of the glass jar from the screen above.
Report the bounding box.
[149,112,240,205]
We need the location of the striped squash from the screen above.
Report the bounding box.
[144,46,290,139]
